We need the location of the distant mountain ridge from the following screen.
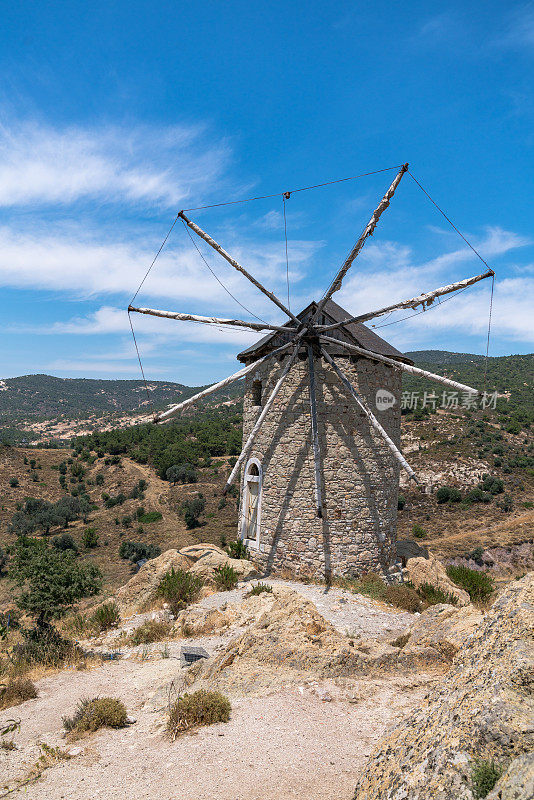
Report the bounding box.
[0,350,531,441]
[404,350,487,366]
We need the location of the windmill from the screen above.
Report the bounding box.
[128,163,494,578]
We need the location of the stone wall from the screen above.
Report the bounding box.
[239,352,402,578]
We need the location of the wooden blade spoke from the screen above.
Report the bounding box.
[307,344,323,518]
[320,347,418,482]
[179,212,302,327]
[128,305,287,333]
[224,343,302,493]
[319,335,480,395]
[317,268,494,332]
[154,339,297,424]
[313,164,408,322]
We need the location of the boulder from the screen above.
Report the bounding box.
[353,573,534,800]
[396,539,429,565]
[178,543,228,563]
[406,555,471,606]
[115,549,190,615]
[188,549,261,583]
[487,752,534,800]
[399,602,483,658]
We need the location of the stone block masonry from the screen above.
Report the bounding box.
[239,353,402,579]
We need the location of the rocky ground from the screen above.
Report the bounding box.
[0,570,434,800]
[1,546,532,800]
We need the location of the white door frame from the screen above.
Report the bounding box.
[240,457,262,550]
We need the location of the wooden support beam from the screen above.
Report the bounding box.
[320,347,418,482]
[154,339,296,424]
[319,334,480,395]
[317,268,494,332]
[223,344,301,493]
[128,305,287,333]
[179,211,303,327]
[313,163,409,322]
[307,345,323,518]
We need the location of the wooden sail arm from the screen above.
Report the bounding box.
[223,344,301,493]
[154,338,296,424]
[317,268,494,332]
[178,211,303,328]
[320,347,418,483]
[312,163,409,322]
[128,305,288,333]
[319,334,481,395]
[307,344,323,518]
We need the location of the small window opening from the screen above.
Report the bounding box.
[252,379,262,407]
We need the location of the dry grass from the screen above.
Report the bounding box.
[63,696,128,737]
[0,677,37,710]
[168,690,231,740]
[128,619,171,645]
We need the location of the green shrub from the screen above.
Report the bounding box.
[9,537,101,623]
[246,583,273,597]
[497,493,513,512]
[95,473,105,486]
[63,697,128,736]
[182,496,206,529]
[82,528,99,549]
[157,567,203,615]
[412,523,427,539]
[349,572,386,600]
[0,677,38,710]
[119,540,161,564]
[52,533,78,552]
[436,486,462,504]
[397,494,406,510]
[471,759,503,798]
[168,690,231,739]
[166,463,198,485]
[417,582,458,606]
[90,602,120,632]
[9,477,19,488]
[15,625,78,667]
[383,584,422,613]
[446,565,494,602]
[214,563,239,591]
[129,620,170,645]
[480,475,504,495]
[137,511,163,524]
[466,487,492,504]
[225,539,249,559]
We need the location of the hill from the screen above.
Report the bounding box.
[1,351,532,445]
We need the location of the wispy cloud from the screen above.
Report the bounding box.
[0,121,231,208]
[493,5,534,50]
[338,227,534,345]
[0,222,321,315]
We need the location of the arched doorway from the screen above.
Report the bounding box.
[241,458,262,549]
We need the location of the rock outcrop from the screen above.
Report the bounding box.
[115,543,261,614]
[183,588,445,696]
[406,555,471,606]
[115,549,191,615]
[398,602,483,657]
[188,549,261,583]
[353,572,534,800]
[487,751,534,800]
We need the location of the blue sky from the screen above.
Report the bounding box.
[0,0,533,386]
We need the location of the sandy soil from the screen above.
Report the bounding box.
[0,581,431,800]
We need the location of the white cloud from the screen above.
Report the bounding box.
[0,221,321,318]
[0,121,231,208]
[338,228,534,345]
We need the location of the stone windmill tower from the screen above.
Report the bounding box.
[129,163,494,579]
